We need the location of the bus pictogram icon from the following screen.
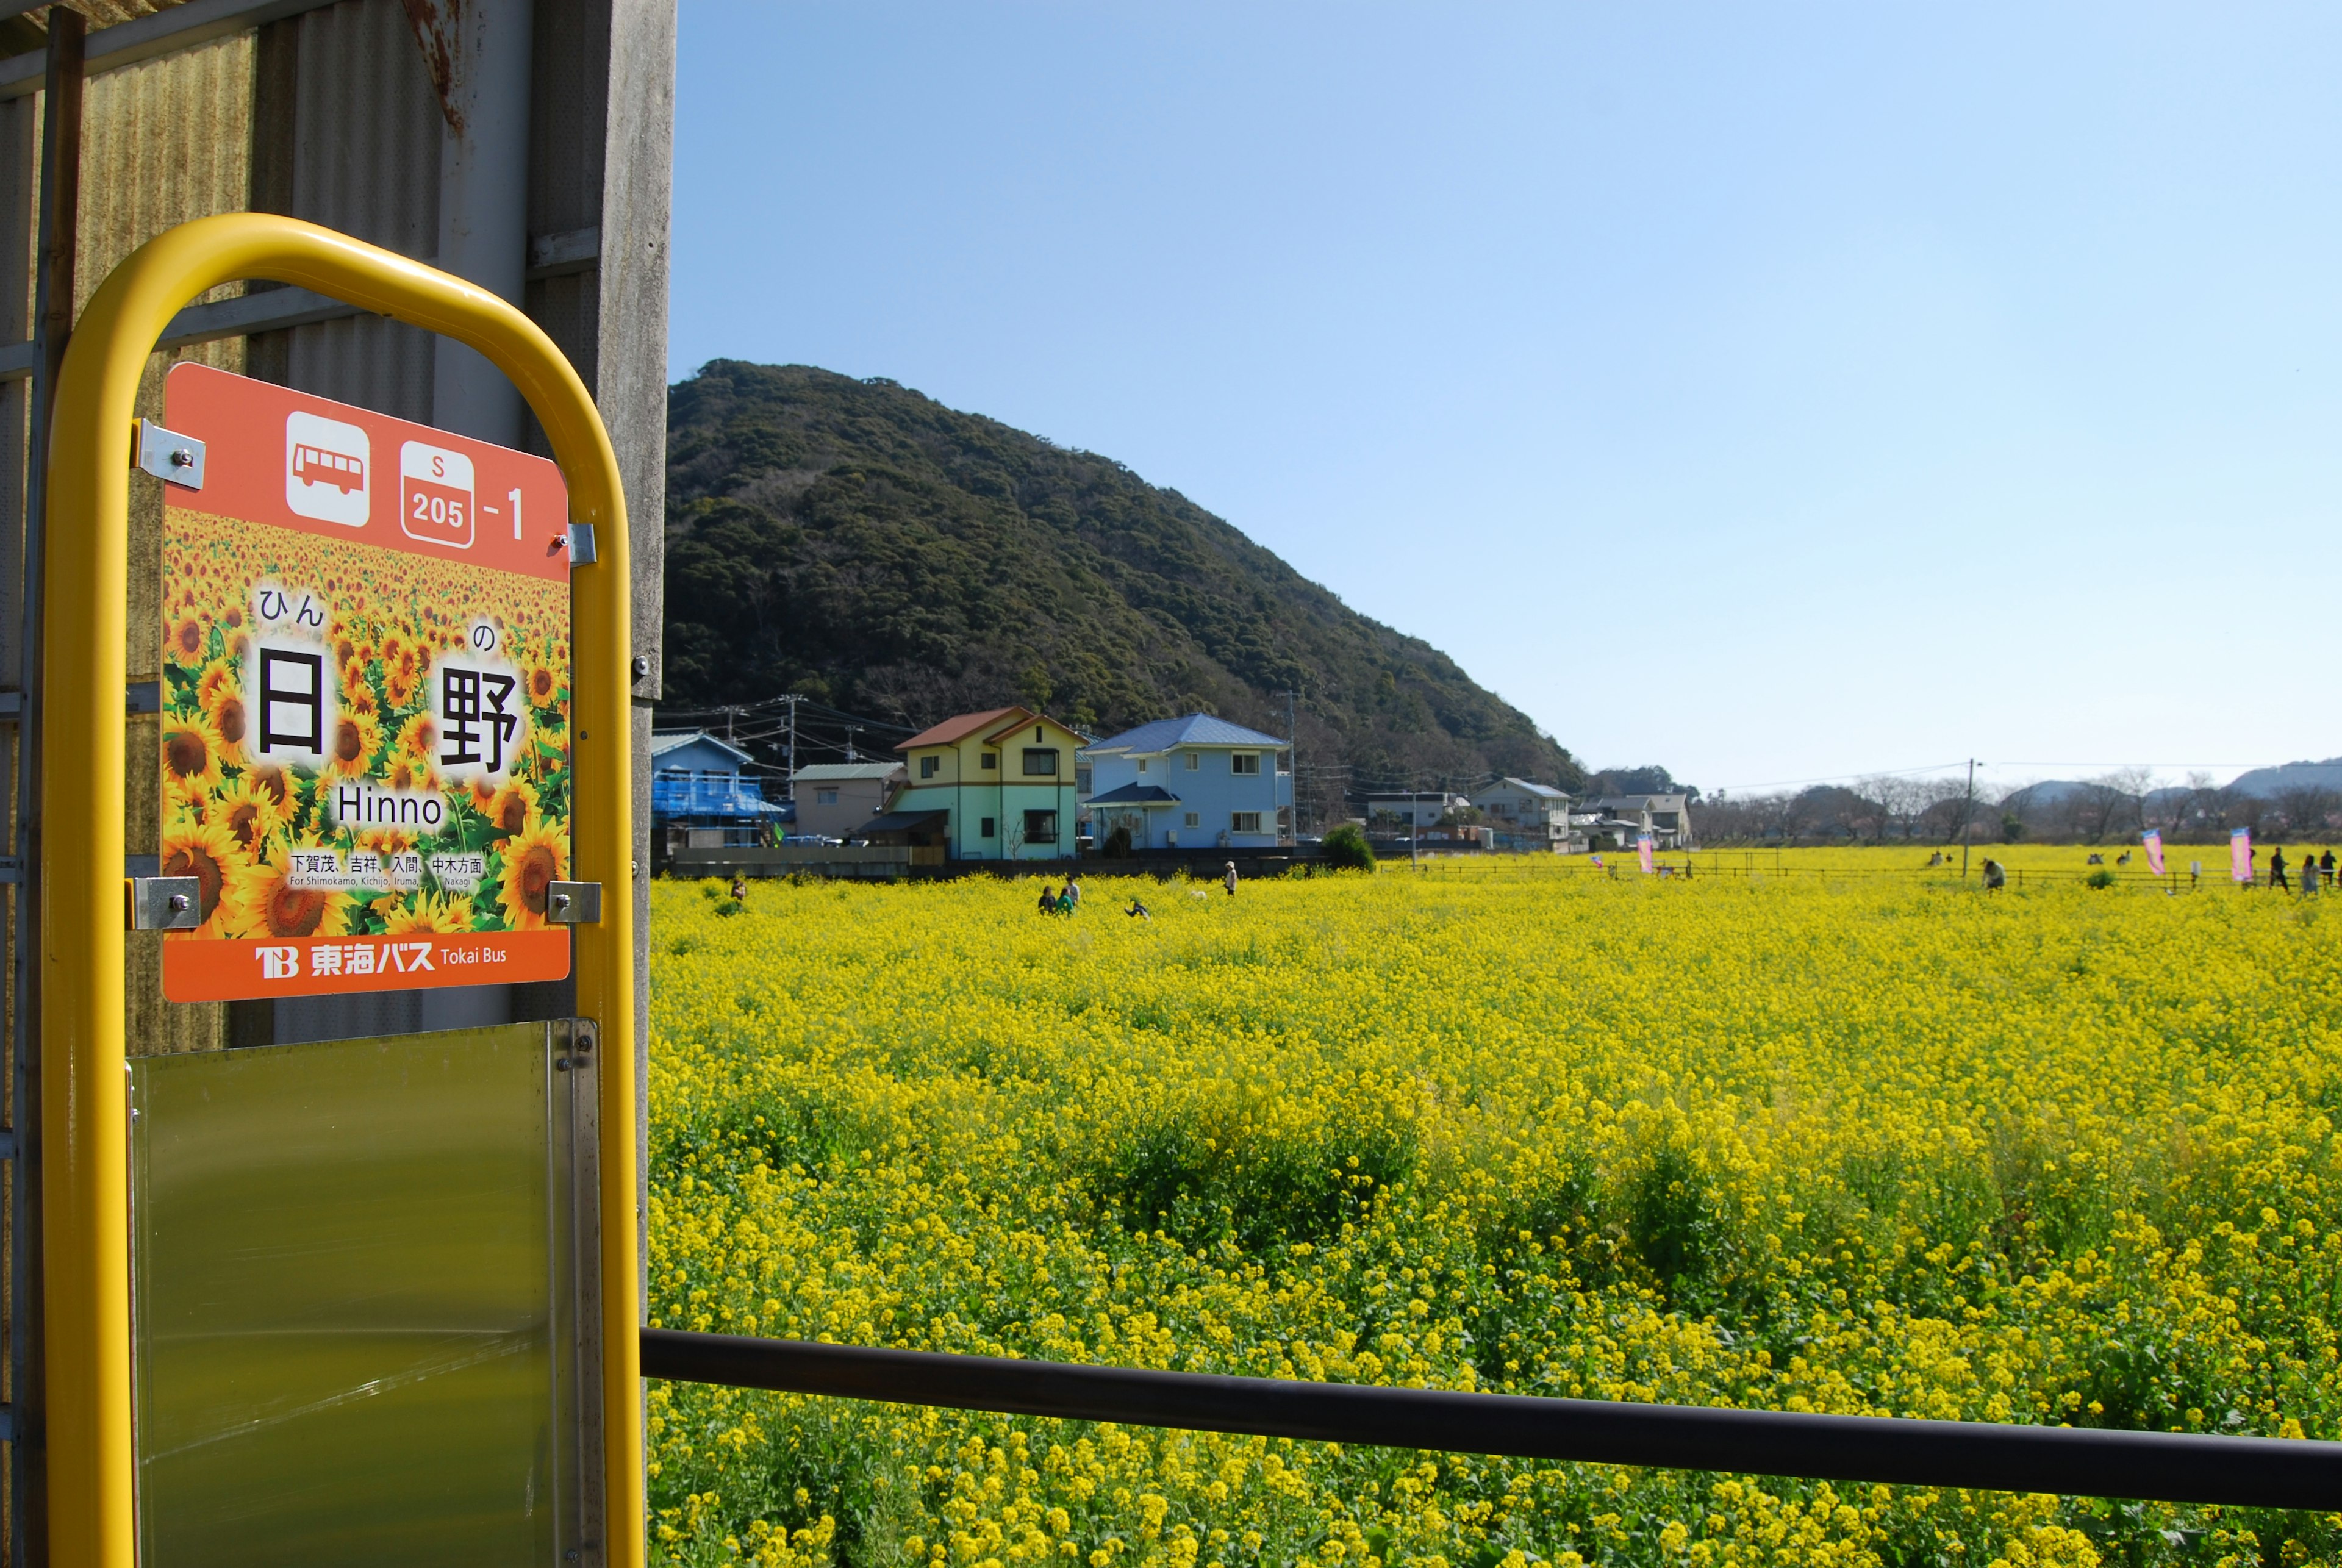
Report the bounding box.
[291,442,363,493]
[284,412,370,526]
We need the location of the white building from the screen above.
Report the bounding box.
[1360,792,1471,831]
[1470,778,1573,851]
[1580,793,1695,850]
[789,761,905,840]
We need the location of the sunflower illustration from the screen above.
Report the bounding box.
[395,711,440,766]
[385,892,475,934]
[227,854,355,940]
[158,813,248,936]
[496,818,568,929]
[199,675,249,759]
[209,773,293,855]
[323,709,383,780]
[165,614,206,664]
[160,712,227,797]
[194,657,237,714]
[487,776,540,837]
[523,657,560,707]
[382,749,439,796]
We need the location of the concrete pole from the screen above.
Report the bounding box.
[428,0,533,446]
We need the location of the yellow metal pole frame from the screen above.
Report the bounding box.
[39,213,642,1568]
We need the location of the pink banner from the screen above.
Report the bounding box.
[1638,832,1656,874]
[2232,827,2252,883]
[2143,829,2165,878]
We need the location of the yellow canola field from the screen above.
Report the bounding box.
[648,852,2342,1568]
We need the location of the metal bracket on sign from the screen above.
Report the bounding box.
[546,881,601,925]
[565,523,597,566]
[127,876,203,931]
[134,418,205,489]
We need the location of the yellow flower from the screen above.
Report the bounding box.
[385,892,474,933]
[226,851,354,940]
[157,812,248,937]
[323,708,382,780]
[164,614,206,665]
[487,776,541,837]
[209,771,292,856]
[160,712,227,798]
[497,817,568,929]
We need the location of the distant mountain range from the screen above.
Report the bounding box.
[2007,761,2342,807]
[661,362,1581,790]
[2222,759,2342,799]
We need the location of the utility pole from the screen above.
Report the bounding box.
[1272,689,1297,838]
[778,693,803,802]
[1961,757,1977,879]
[845,726,859,763]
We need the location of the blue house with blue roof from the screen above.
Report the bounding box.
[1080,714,1292,850]
[651,730,792,847]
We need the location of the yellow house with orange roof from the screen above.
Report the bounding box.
[879,706,1086,860]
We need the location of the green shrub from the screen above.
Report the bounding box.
[1102,822,1133,858]
[1320,823,1375,871]
[2085,867,2117,889]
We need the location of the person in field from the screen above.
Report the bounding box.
[1126,897,1151,920]
[1064,875,1083,910]
[1224,861,1239,897]
[2306,855,2322,895]
[1037,884,1056,915]
[729,874,747,903]
[1056,886,1075,915]
[2324,849,2336,882]
[2271,847,2291,893]
[1981,859,2005,891]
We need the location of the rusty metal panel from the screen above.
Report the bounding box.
[74,30,252,321]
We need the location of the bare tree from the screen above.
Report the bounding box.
[2274,786,2341,839]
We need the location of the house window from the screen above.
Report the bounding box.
[1138,757,1149,773]
[816,788,839,806]
[1186,753,1199,771]
[1184,812,1199,829]
[982,752,997,769]
[1231,754,1259,776]
[981,817,995,839]
[1231,812,1262,834]
[919,756,938,779]
[1023,748,1058,777]
[1023,809,1058,845]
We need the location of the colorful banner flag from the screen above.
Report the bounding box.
[1638,832,1656,874]
[2232,827,2253,883]
[1589,853,1605,869]
[2143,829,2165,878]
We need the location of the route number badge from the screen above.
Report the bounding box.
[156,362,574,1001]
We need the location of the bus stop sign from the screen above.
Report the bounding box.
[154,362,574,1001]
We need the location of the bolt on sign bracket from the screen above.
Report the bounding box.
[125,876,202,931]
[132,417,204,488]
[548,881,601,924]
[41,214,639,1568]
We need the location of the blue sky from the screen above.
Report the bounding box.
[670,4,2342,796]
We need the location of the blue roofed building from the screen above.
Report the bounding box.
[651,730,792,849]
[1080,714,1291,850]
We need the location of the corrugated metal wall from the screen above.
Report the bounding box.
[0,0,673,1541]
[251,0,442,422]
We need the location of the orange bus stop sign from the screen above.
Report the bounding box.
[154,362,574,1001]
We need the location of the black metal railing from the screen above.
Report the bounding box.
[641,1328,2342,1511]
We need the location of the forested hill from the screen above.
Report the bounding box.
[662,362,1580,789]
